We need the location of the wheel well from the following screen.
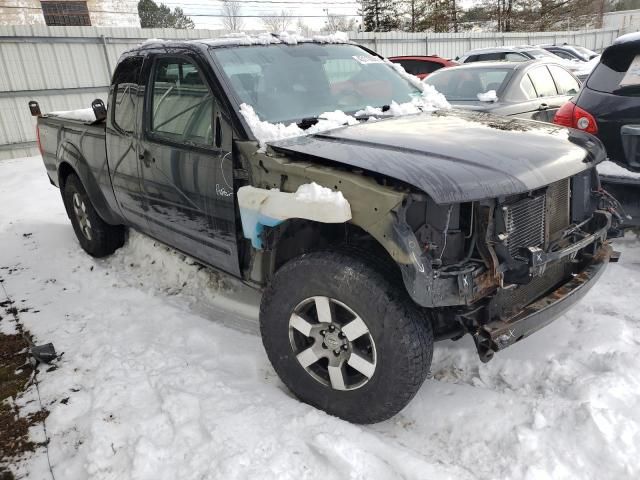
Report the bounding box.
[57,162,76,191]
[271,220,401,280]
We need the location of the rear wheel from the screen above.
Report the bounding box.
[260,251,434,424]
[62,174,125,257]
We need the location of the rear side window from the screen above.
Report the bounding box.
[588,52,640,96]
[550,49,575,60]
[112,56,143,134]
[548,65,580,95]
[520,75,537,99]
[395,59,443,75]
[149,57,213,146]
[477,53,503,61]
[505,52,527,61]
[394,59,419,75]
[528,66,558,97]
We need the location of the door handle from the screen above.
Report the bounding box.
[538,103,549,111]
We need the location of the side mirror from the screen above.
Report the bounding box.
[28,100,41,117]
[91,98,107,122]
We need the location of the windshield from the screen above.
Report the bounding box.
[211,43,422,123]
[424,67,510,101]
[574,46,598,58]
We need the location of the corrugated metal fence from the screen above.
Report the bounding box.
[350,28,621,59]
[0,24,627,160]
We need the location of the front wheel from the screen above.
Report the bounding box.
[62,174,125,257]
[260,251,434,424]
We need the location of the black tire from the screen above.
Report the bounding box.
[62,174,125,258]
[260,250,434,424]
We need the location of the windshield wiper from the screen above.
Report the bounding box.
[354,104,392,121]
[296,117,320,129]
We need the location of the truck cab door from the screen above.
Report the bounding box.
[138,53,240,276]
[105,55,148,230]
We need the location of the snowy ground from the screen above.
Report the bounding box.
[2,156,640,480]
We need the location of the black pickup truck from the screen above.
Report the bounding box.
[33,35,619,424]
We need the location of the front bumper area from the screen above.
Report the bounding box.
[473,242,614,362]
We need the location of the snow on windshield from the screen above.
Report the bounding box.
[240,82,450,150]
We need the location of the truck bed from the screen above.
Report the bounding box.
[38,113,106,188]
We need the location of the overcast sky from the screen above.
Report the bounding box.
[165,0,477,31]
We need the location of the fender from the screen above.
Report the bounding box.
[57,139,125,226]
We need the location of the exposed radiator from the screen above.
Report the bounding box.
[503,179,571,258]
[504,194,546,258]
[546,178,571,239]
[500,260,571,318]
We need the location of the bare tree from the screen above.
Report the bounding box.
[296,17,312,37]
[323,14,358,33]
[262,10,293,33]
[221,0,244,32]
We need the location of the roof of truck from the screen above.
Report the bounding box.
[133,32,352,52]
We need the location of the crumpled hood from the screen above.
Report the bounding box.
[268,110,605,204]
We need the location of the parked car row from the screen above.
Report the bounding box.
[423,60,580,121]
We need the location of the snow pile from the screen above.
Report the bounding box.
[140,38,164,45]
[239,104,358,150]
[598,160,640,179]
[312,31,350,44]
[49,108,96,123]
[575,55,601,77]
[294,182,349,208]
[4,156,640,479]
[477,90,498,102]
[614,31,640,44]
[202,33,282,47]
[277,31,309,45]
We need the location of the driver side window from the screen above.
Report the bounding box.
[150,57,213,146]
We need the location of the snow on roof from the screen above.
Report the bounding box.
[613,32,640,45]
[139,31,351,49]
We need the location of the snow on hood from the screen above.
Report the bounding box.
[49,108,96,122]
[239,72,450,149]
[477,90,498,102]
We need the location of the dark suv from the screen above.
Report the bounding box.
[554,33,640,226]
[554,34,640,170]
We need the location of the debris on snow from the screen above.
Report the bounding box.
[477,90,498,102]
[48,108,96,123]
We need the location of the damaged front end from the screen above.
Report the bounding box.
[393,168,620,362]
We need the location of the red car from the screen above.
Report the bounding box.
[388,55,458,79]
